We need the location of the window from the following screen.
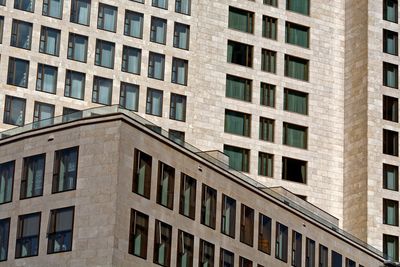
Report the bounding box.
[62,107,82,122]
[8,59,29,88]
[227,40,253,67]
[0,17,3,44]
[224,145,249,172]
[70,0,91,25]
[67,33,88,62]
[319,245,328,267]
[65,70,85,100]
[177,230,194,267]
[283,122,307,149]
[285,55,309,81]
[384,0,398,23]
[3,95,26,126]
[47,207,74,253]
[384,234,399,261]
[383,95,398,122]
[383,62,398,88]
[221,194,236,238]
[120,82,139,111]
[286,0,309,15]
[384,29,398,55]
[11,20,32,50]
[0,0,4,5]
[150,17,167,44]
[262,16,277,40]
[260,82,275,107]
[275,222,288,262]
[282,157,307,183]
[331,251,342,267]
[264,0,277,6]
[239,257,252,267]
[133,149,152,199]
[52,147,78,193]
[179,174,196,219]
[384,164,398,191]
[124,10,143,38]
[261,49,276,73]
[95,39,115,69]
[157,162,175,209]
[36,64,57,94]
[305,238,316,267]
[384,199,399,226]
[33,102,55,128]
[199,240,214,267]
[152,0,167,9]
[0,161,14,205]
[146,88,163,116]
[259,117,274,142]
[172,57,188,85]
[258,213,272,254]
[0,218,10,261]
[224,110,250,137]
[284,88,308,115]
[286,22,309,48]
[228,7,254,34]
[43,0,62,18]
[153,220,172,266]
[240,204,254,246]
[170,94,187,121]
[92,76,112,105]
[220,248,234,267]
[15,212,41,258]
[122,45,141,74]
[20,154,45,199]
[259,152,273,177]
[129,209,149,259]
[174,23,190,50]
[175,0,190,14]
[383,129,398,156]
[39,26,61,56]
[148,52,165,80]
[200,184,217,229]
[346,258,356,267]
[97,3,117,32]
[14,0,34,11]
[169,130,185,144]
[292,231,302,267]
[226,75,252,102]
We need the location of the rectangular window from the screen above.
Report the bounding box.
[124,10,143,39]
[0,0,5,5]
[227,40,253,67]
[226,75,252,102]
[70,0,91,25]
[65,70,85,100]
[16,212,41,258]
[150,17,167,44]
[129,209,149,259]
[258,152,273,177]
[384,164,399,191]
[172,57,188,85]
[36,64,58,94]
[221,194,236,238]
[228,6,254,34]
[148,52,165,80]
[319,245,328,267]
[67,33,88,62]
[292,231,302,267]
[169,130,185,144]
[0,17,3,44]
[14,0,34,11]
[383,95,398,122]
[384,62,398,88]
[258,213,271,254]
[275,222,288,262]
[264,0,277,6]
[282,157,307,183]
[240,204,254,247]
[157,162,175,209]
[384,199,399,226]
[92,76,112,105]
[346,258,356,267]
[224,145,249,172]
[174,23,190,50]
[261,49,276,73]
[62,107,82,122]
[286,0,309,15]
[7,56,30,86]
[262,16,277,40]
[239,257,252,267]
[283,122,307,149]
[179,174,196,219]
[383,129,399,156]
[199,239,214,267]
[170,93,187,121]
[97,3,117,32]
[133,149,152,199]
[146,88,163,116]
[305,238,316,267]
[122,45,141,74]
[0,161,14,205]
[384,29,398,55]
[11,20,32,50]
[153,220,172,266]
[220,248,234,267]
[224,110,251,137]
[260,82,275,107]
[120,82,139,111]
[47,207,74,253]
[20,154,45,199]
[384,234,399,261]
[39,26,61,56]
[175,0,190,14]
[3,95,26,126]
[52,147,78,193]
[152,0,167,9]
[285,55,309,81]
[259,117,274,142]
[384,0,398,23]
[0,218,10,261]
[33,102,55,128]
[177,230,194,267]
[284,88,308,115]
[286,22,309,48]
[331,251,342,267]
[201,184,217,229]
[95,39,115,69]
[43,0,63,18]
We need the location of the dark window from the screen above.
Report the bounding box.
[228,6,254,34]
[264,0,277,6]
[150,17,167,44]
[201,184,217,229]
[148,52,165,80]
[383,199,399,226]
[383,62,398,88]
[122,46,141,74]
[226,74,252,102]
[133,149,152,199]
[346,258,356,267]
[305,238,316,267]
[179,174,196,219]
[97,3,117,32]
[240,204,254,246]
[224,110,251,137]
[52,147,78,193]
[0,17,3,43]
[174,22,190,50]
[42,0,63,18]
[39,26,61,56]
[259,117,274,142]
[10,19,32,49]
[62,107,82,122]
[224,145,250,172]
[258,152,273,177]
[65,70,85,100]
[319,245,328,267]
[285,55,309,81]
[0,218,10,261]
[260,82,275,107]
[152,0,167,9]
[282,157,307,183]
[14,0,34,12]
[169,130,185,144]
[153,220,172,266]
[275,222,288,262]
[262,16,277,39]
[170,93,187,121]
[177,230,194,267]
[292,231,302,267]
[7,57,29,88]
[157,162,175,209]
[120,82,139,111]
[383,129,398,156]
[384,163,399,191]
[227,40,253,67]
[286,22,309,48]
[220,248,234,267]
[47,207,74,253]
[67,33,88,62]
[70,0,91,25]
[15,212,41,258]
[383,95,398,122]
[172,57,188,85]
[221,194,236,238]
[3,95,26,126]
[239,256,252,267]
[199,239,214,267]
[258,213,271,254]
[384,234,399,261]
[146,88,163,116]
[384,29,398,55]
[124,10,143,39]
[33,102,55,128]
[175,0,190,14]
[129,209,148,259]
[331,251,342,267]
[92,76,113,105]
[284,88,308,115]
[95,39,115,69]
[384,0,398,23]
[283,122,308,149]
[36,64,58,94]
[0,161,14,204]
[20,154,45,199]
[261,49,276,73]
[286,0,309,15]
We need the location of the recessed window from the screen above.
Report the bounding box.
[201,184,217,229]
[383,95,398,122]
[240,204,254,247]
[224,145,249,172]
[20,154,45,199]
[383,129,398,156]
[52,147,78,193]
[39,26,61,56]
[285,55,309,81]
[258,152,273,177]
[264,0,277,6]
[148,52,165,80]
[16,212,41,258]
[275,222,288,262]
[33,102,55,128]
[220,248,234,266]
[0,218,10,261]
[259,117,274,142]
[346,258,356,267]
[199,240,214,267]
[11,20,32,50]
[260,82,275,107]
[239,257,252,267]
[153,220,172,266]
[383,62,398,88]
[292,231,302,267]
[0,161,14,205]
[179,173,196,219]
[150,17,167,44]
[92,76,112,105]
[70,0,91,26]
[122,45,141,74]
[284,88,308,114]
[174,23,190,50]
[146,88,163,116]
[282,157,307,183]
[228,6,254,34]
[97,3,117,32]
[224,109,251,137]
[62,107,82,122]
[175,0,190,14]
[172,57,188,85]
[95,39,115,69]
[286,0,309,15]
[319,245,328,267]
[152,0,167,9]
[65,69,85,100]
[177,230,194,267]
[221,194,236,238]
[384,234,399,261]
[7,57,29,88]
[42,0,63,18]
[331,251,342,267]
[14,0,34,12]
[384,0,398,23]
[384,199,399,226]
[133,149,152,199]
[286,22,309,48]
[227,40,253,67]
[168,130,185,144]
[226,74,252,102]
[262,16,277,40]
[120,82,139,111]
[0,0,4,5]
[124,10,143,39]
[306,238,316,267]
[0,17,4,44]
[384,163,399,191]
[36,63,57,94]
[258,213,272,254]
[129,209,149,259]
[47,206,74,253]
[68,33,88,62]
[3,95,26,126]
[384,29,398,55]
[261,49,276,73]
[170,93,187,121]
[157,162,175,209]
[283,122,307,149]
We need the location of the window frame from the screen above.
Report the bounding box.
[132,149,152,199]
[52,146,79,194]
[3,95,26,126]
[47,206,75,254]
[15,212,41,259]
[39,26,61,56]
[129,209,149,259]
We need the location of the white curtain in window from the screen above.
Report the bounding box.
[154,20,166,43]
[127,49,140,74]
[387,169,396,189]
[101,43,114,68]
[387,204,396,225]
[99,81,111,104]
[125,86,138,110]
[74,37,87,61]
[128,13,142,37]
[71,73,84,99]
[152,91,162,115]
[175,61,186,84]
[175,97,185,120]
[153,56,164,79]
[179,0,190,14]
[43,67,56,93]
[77,0,90,25]
[46,30,59,55]
[177,26,188,48]
[103,7,116,31]
[49,0,62,17]
[161,175,168,206]
[40,105,54,127]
